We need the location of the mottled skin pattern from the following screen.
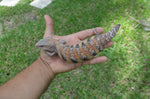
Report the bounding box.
[36,24,121,63]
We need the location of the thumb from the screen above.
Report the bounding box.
[43,15,54,38]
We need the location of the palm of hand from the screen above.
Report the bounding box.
[40,15,113,75]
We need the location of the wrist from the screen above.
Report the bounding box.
[37,57,55,79]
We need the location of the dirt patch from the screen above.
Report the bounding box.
[3,18,15,31]
[23,10,40,21]
[1,9,40,34]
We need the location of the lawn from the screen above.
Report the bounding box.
[0,0,150,98]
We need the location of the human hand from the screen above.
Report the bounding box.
[39,15,113,75]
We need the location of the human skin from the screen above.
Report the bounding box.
[0,15,113,99]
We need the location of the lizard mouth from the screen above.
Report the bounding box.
[45,50,55,53]
[45,50,56,56]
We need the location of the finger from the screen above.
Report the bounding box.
[104,41,113,48]
[74,56,107,68]
[82,56,107,65]
[44,15,54,38]
[75,27,104,40]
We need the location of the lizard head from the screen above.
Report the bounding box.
[35,37,57,56]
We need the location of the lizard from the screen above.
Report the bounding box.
[35,24,121,63]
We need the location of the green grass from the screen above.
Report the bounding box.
[0,0,150,98]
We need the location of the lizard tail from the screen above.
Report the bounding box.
[108,24,121,39]
[100,24,121,44]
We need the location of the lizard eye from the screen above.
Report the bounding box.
[38,45,44,47]
[49,46,56,51]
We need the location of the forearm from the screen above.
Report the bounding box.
[0,57,55,99]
